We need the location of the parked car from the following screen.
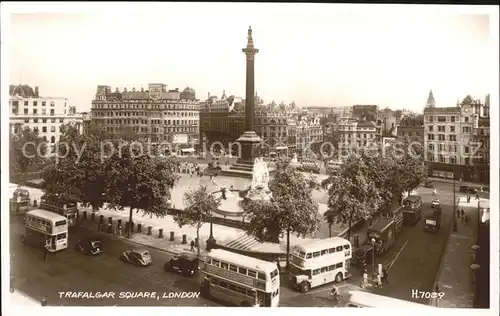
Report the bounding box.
[119,249,152,266]
[75,237,103,255]
[165,253,199,276]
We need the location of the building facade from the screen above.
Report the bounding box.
[9,85,83,145]
[423,93,487,181]
[335,117,379,158]
[352,105,379,122]
[91,85,200,150]
[397,114,424,144]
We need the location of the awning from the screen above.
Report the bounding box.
[276,146,288,150]
[181,148,195,153]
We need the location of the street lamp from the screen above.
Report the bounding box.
[371,238,376,275]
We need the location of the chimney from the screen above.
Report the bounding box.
[124,87,128,93]
[141,87,144,92]
[132,87,136,92]
[208,92,210,99]
[34,86,39,97]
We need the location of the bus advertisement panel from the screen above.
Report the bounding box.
[201,249,279,307]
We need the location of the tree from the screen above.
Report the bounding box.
[104,140,179,238]
[243,157,322,267]
[322,154,383,240]
[41,123,109,212]
[9,126,46,179]
[173,185,221,259]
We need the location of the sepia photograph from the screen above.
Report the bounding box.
[1,2,498,314]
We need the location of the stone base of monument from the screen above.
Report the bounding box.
[246,186,273,201]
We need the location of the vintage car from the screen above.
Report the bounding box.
[423,179,434,188]
[119,249,152,267]
[75,237,103,255]
[164,253,199,276]
[431,198,441,209]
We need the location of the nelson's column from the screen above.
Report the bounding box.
[224,26,263,178]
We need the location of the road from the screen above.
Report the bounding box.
[10,215,220,306]
[347,181,459,304]
[10,180,463,307]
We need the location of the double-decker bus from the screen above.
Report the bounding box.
[23,209,68,252]
[10,186,31,215]
[345,290,434,308]
[200,249,280,307]
[289,237,352,293]
[40,193,78,227]
[402,195,422,225]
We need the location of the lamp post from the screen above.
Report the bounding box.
[206,188,230,250]
[371,238,376,275]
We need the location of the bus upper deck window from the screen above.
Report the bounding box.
[344,244,350,250]
[306,253,312,259]
[313,251,320,258]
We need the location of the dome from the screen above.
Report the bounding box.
[180,87,196,100]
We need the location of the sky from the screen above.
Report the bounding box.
[4,3,498,113]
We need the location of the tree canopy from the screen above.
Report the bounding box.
[243,157,322,266]
[41,124,180,237]
[10,126,46,178]
[173,185,221,258]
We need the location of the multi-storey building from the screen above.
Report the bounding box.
[397,114,424,144]
[423,91,486,181]
[352,104,378,122]
[335,117,378,158]
[9,85,83,144]
[91,85,200,151]
[472,94,490,183]
[200,93,302,155]
[295,113,323,154]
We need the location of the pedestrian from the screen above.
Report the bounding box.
[476,194,479,200]
[464,215,469,225]
[190,240,195,252]
[382,267,389,284]
[361,269,368,288]
[43,246,49,261]
[376,272,382,287]
[467,195,471,203]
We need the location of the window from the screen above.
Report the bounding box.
[344,244,350,249]
[236,287,246,295]
[336,246,343,251]
[221,262,228,269]
[451,116,456,122]
[238,267,247,275]
[438,135,445,141]
[56,233,67,240]
[51,126,56,132]
[42,109,46,115]
[42,119,47,123]
[449,135,456,141]
[55,220,67,226]
[464,146,470,154]
[228,284,237,291]
[33,101,38,106]
[450,156,456,164]
[437,116,446,122]
[50,109,55,115]
[59,119,64,123]
[219,281,228,288]
[450,126,455,132]
[427,134,435,140]
[321,267,328,273]
[42,126,47,133]
[321,249,328,255]
[248,270,257,278]
[313,251,320,258]
[229,264,238,272]
[328,248,336,254]
[34,119,38,123]
[428,144,434,151]
[465,117,469,123]
[438,126,445,132]
[313,269,321,276]
[335,262,343,269]
[33,109,38,114]
[42,101,46,106]
[212,259,220,267]
[24,119,29,123]
[24,108,28,114]
[210,278,218,285]
[258,273,266,281]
